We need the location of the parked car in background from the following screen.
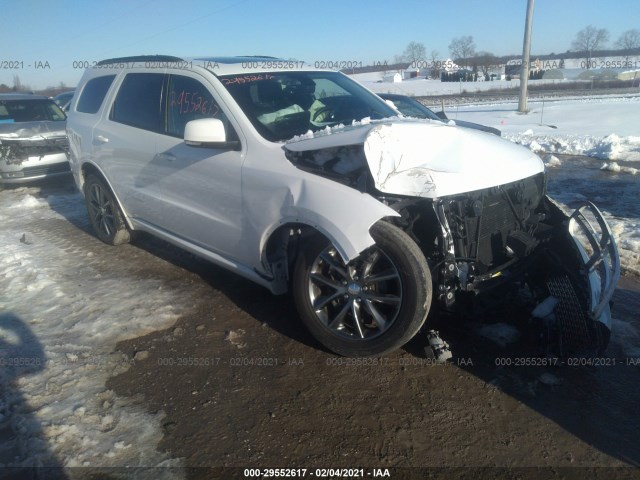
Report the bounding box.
[378,93,501,136]
[0,94,70,184]
[53,90,75,112]
[67,56,618,358]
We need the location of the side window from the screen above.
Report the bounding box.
[76,75,115,114]
[111,73,164,132]
[166,75,233,138]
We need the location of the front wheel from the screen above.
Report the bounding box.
[84,174,131,245]
[293,221,432,356]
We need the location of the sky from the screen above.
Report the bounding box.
[1,0,638,90]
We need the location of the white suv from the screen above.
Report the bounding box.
[67,56,619,357]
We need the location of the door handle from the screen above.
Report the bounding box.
[94,135,109,144]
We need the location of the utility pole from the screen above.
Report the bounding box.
[518,0,535,113]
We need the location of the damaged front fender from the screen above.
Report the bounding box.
[244,163,401,293]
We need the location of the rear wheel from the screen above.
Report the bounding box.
[84,174,131,245]
[293,221,432,356]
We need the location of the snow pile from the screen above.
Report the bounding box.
[511,132,640,162]
[0,188,184,476]
[604,216,640,277]
[543,154,561,167]
[600,161,639,175]
[452,96,640,162]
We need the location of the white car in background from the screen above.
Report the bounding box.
[67,56,619,357]
[0,94,70,184]
[53,90,75,112]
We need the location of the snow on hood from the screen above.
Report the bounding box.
[286,120,544,198]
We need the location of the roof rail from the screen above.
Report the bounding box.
[95,55,184,66]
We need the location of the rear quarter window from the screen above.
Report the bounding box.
[110,73,164,132]
[77,75,116,114]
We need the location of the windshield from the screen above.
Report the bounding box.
[0,99,66,123]
[220,71,397,142]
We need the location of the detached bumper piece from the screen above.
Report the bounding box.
[534,201,620,356]
[568,202,620,323]
[545,274,599,354]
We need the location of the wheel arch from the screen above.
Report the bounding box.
[261,210,403,295]
[80,162,134,231]
[261,220,349,295]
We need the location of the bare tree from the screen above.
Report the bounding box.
[12,75,22,92]
[429,50,441,79]
[448,36,476,67]
[615,29,640,63]
[402,41,427,66]
[616,29,640,49]
[571,25,609,67]
[474,51,500,78]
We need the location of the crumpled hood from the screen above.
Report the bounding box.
[0,121,66,139]
[285,120,544,198]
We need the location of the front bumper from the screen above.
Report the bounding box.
[0,136,70,184]
[435,187,620,355]
[528,198,620,355]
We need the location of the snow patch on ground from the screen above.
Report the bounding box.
[606,216,640,278]
[0,188,184,476]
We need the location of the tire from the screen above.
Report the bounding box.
[293,221,432,357]
[84,174,131,245]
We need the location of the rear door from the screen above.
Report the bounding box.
[97,72,166,216]
[67,74,117,186]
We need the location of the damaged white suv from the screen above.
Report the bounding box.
[67,56,619,357]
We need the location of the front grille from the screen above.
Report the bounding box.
[442,173,545,272]
[21,162,71,178]
[479,199,517,241]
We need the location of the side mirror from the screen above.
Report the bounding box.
[184,118,240,150]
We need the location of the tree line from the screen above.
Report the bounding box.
[378,27,640,78]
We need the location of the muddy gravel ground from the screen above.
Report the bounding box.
[107,250,640,479]
[2,169,640,480]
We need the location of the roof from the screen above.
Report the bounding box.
[0,93,49,101]
[91,55,319,76]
